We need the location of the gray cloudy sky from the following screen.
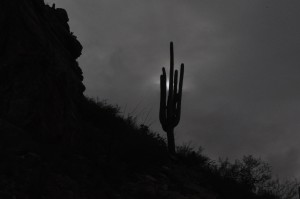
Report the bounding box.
[49,0,300,179]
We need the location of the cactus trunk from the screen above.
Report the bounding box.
[159,42,184,154]
[166,127,175,154]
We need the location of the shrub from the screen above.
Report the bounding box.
[176,144,212,168]
[216,155,299,199]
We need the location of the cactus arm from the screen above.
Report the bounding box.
[179,64,184,95]
[173,69,178,121]
[160,67,167,131]
[174,63,184,126]
[174,70,178,100]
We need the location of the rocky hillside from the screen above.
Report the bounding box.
[0,0,85,143]
[0,0,296,198]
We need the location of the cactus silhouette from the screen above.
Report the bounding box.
[159,42,184,154]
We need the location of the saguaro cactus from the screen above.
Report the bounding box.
[159,42,184,154]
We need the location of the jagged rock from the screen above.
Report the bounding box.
[0,0,85,143]
[0,119,36,154]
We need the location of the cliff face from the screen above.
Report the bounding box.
[0,0,85,141]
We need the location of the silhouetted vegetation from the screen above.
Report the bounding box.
[1,95,299,198]
[80,97,169,170]
[174,144,299,199]
[159,42,184,154]
[77,98,300,199]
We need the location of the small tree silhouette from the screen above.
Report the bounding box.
[159,42,184,154]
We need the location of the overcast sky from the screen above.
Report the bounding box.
[48,0,300,179]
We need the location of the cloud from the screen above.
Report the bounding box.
[49,0,300,178]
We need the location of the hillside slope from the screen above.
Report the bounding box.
[2,97,280,199]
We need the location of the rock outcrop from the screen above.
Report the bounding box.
[0,0,85,143]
